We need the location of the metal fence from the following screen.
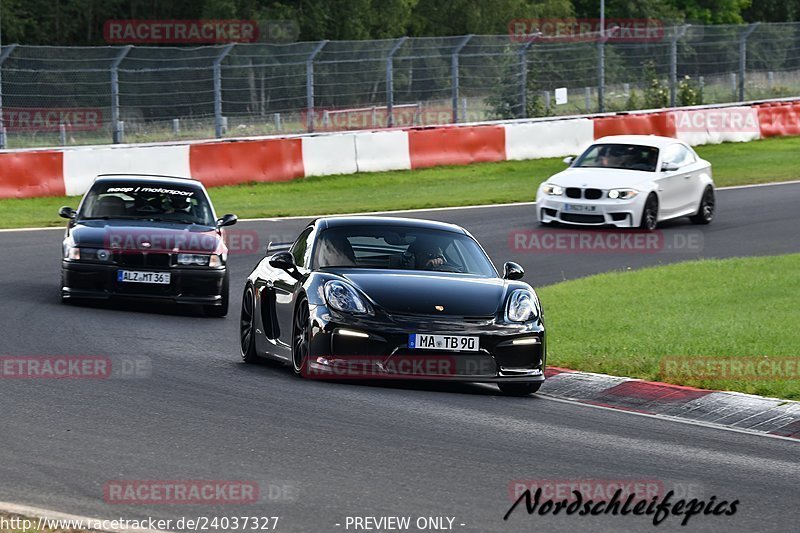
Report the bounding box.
[2,22,800,148]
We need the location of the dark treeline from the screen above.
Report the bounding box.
[0,0,796,46]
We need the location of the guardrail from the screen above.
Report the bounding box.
[0,97,797,199]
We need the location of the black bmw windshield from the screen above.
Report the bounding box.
[314,225,497,276]
[79,181,215,226]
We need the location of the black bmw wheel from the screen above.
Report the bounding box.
[240,285,259,363]
[498,382,542,396]
[639,194,659,231]
[690,186,715,225]
[292,298,310,376]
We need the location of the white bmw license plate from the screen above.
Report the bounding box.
[409,334,479,352]
[564,203,596,212]
[117,270,171,284]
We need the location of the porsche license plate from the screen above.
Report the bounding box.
[409,334,479,352]
[564,203,596,212]
[117,270,171,284]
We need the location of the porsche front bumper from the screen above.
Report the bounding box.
[303,305,546,383]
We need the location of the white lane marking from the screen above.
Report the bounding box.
[0,501,171,532]
[0,226,62,233]
[2,178,800,233]
[537,393,800,443]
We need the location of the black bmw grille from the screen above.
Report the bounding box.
[117,252,172,267]
[584,188,602,200]
[565,187,603,200]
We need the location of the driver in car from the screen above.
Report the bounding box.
[411,237,448,270]
[598,147,627,168]
[164,195,193,216]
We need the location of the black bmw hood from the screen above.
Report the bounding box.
[338,270,506,317]
[69,219,221,253]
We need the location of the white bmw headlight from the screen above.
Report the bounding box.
[324,280,370,314]
[608,189,638,200]
[505,289,540,323]
[542,183,563,196]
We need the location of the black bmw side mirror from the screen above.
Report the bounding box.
[217,213,238,227]
[503,261,524,280]
[58,206,76,219]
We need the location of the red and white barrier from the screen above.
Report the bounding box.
[1,99,799,199]
[302,134,358,177]
[354,130,411,172]
[505,118,593,160]
[62,144,190,196]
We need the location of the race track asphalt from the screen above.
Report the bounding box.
[1,182,798,532]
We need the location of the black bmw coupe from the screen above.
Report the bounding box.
[240,216,546,395]
[59,174,238,316]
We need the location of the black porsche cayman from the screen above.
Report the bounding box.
[240,216,546,395]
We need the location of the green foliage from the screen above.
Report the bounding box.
[677,75,703,105]
[0,0,768,45]
[642,61,669,108]
[626,88,641,110]
[769,85,796,97]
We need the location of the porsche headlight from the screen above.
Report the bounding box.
[324,280,370,314]
[542,183,563,196]
[505,289,540,323]
[608,189,638,200]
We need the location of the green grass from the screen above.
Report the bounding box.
[3,135,800,230]
[539,254,800,400]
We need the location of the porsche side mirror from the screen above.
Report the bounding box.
[58,206,76,219]
[217,213,238,227]
[563,156,575,165]
[269,251,296,271]
[503,261,524,280]
[661,161,680,172]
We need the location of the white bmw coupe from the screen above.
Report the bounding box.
[536,135,715,230]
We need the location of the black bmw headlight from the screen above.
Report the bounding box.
[65,246,112,262]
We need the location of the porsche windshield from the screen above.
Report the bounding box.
[79,181,215,225]
[314,226,497,276]
[574,143,659,172]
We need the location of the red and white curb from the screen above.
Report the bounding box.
[542,367,800,439]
